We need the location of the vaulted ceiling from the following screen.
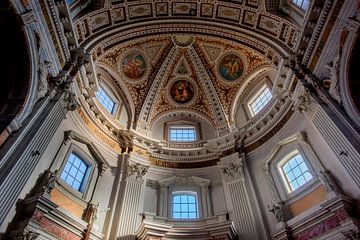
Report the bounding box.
[72,0,299,142]
[96,35,274,134]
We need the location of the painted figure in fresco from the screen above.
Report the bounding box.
[170,80,194,104]
[219,54,244,81]
[122,52,146,80]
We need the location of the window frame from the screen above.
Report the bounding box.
[278,150,314,194]
[171,191,199,220]
[96,86,116,115]
[60,152,92,193]
[168,125,197,142]
[57,145,96,199]
[290,0,310,11]
[263,133,325,204]
[247,84,273,117]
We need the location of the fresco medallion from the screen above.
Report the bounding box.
[218,54,244,81]
[121,51,147,80]
[170,80,194,104]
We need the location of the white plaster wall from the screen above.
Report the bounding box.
[246,110,360,233]
[211,185,227,215]
[144,185,157,214]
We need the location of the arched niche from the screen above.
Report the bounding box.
[0,2,31,139]
[340,26,360,128]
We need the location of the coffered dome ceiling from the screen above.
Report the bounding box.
[72,0,299,161]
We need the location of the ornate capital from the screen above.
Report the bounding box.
[127,163,148,180]
[220,162,244,182]
[218,152,244,182]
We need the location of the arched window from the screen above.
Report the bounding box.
[60,153,91,193]
[279,153,313,193]
[292,0,309,10]
[248,84,272,116]
[96,87,116,114]
[172,193,198,219]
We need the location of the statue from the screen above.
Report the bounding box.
[42,170,59,194]
[89,202,110,224]
[324,54,341,104]
[319,170,337,193]
[90,203,99,223]
[37,60,52,101]
[268,201,285,223]
[63,90,79,111]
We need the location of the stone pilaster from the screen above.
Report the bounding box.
[218,152,258,240]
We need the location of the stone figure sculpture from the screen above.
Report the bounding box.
[43,170,59,194]
[324,54,341,104]
[37,60,52,101]
[268,201,284,223]
[319,170,337,193]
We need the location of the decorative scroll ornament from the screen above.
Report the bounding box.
[268,201,285,223]
[127,163,149,180]
[220,162,244,181]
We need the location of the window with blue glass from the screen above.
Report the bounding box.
[66,0,75,5]
[96,87,115,114]
[60,153,90,193]
[281,153,313,192]
[249,85,273,116]
[172,193,197,219]
[292,0,309,10]
[169,126,196,142]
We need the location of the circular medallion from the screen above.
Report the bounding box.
[218,54,244,81]
[121,51,147,80]
[170,80,194,104]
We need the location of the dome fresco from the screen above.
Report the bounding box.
[121,51,147,80]
[97,35,275,138]
[170,80,194,104]
[218,54,244,81]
